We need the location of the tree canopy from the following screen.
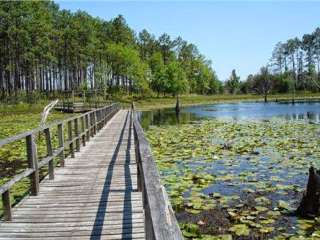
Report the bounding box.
[0,1,221,100]
[239,27,320,99]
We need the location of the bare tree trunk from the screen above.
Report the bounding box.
[297,167,320,217]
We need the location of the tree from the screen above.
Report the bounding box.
[251,67,273,102]
[313,28,320,80]
[226,69,240,94]
[149,52,166,95]
[271,42,286,74]
[138,29,157,61]
[165,61,188,97]
[0,2,221,99]
[255,26,320,94]
[208,71,222,94]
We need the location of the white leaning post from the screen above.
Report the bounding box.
[40,99,59,126]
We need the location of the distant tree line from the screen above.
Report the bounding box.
[0,1,222,101]
[230,27,320,101]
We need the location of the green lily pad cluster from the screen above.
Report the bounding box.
[146,119,320,239]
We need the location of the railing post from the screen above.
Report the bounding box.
[2,190,12,221]
[105,107,108,121]
[74,118,80,151]
[81,116,86,146]
[68,120,74,158]
[44,128,54,180]
[57,123,65,167]
[98,110,101,129]
[96,111,99,131]
[86,114,90,141]
[98,110,102,129]
[93,112,97,135]
[90,113,94,137]
[26,134,39,196]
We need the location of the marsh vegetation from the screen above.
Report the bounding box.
[144,102,320,239]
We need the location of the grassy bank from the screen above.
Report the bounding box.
[133,93,320,111]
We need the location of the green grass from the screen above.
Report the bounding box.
[0,103,74,138]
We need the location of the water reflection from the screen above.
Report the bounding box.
[283,112,320,122]
[138,108,206,129]
[140,101,320,128]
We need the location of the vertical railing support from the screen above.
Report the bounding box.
[81,116,86,146]
[68,121,74,158]
[93,112,97,135]
[74,118,80,151]
[92,112,95,133]
[2,190,12,221]
[44,128,54,180]
[57,123,65,167]
[86,114,90,141]
[26,134,39,196]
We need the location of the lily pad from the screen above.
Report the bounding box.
[228,224,250,236]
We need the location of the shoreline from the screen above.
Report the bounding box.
[135,94,320,111]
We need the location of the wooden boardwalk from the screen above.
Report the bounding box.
[0,110,145,240]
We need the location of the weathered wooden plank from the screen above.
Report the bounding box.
[14,202,142,210]
[0,222,145,233]
[26,194,142,202]
[0,227,145,237]
[0,232,145,240]
[25,198,141,204]
[1,212,145,224]
[0,218,144,229]
[0,109,147,239]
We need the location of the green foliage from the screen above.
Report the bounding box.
[225,69,240,94]
[165,61,188,96]
[0,2,222,101]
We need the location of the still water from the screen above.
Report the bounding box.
[139,101,320,128]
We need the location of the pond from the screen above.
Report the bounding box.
[140,101,320,128]
[142,101,320,240]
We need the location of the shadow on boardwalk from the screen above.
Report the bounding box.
[90,111,132,239]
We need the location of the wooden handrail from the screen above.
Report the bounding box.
[132,103,184,240]
[0,103,120,221]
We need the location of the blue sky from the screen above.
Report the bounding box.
[56,1,320,80]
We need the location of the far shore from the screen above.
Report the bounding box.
[134,93,320,111]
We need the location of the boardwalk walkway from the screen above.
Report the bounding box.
[0,110,145,240]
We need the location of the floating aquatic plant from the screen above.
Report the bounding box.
[146,119,320,239]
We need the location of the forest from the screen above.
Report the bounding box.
[1,1,320,103]
[0,1,221,102]
[234,27,320,101]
